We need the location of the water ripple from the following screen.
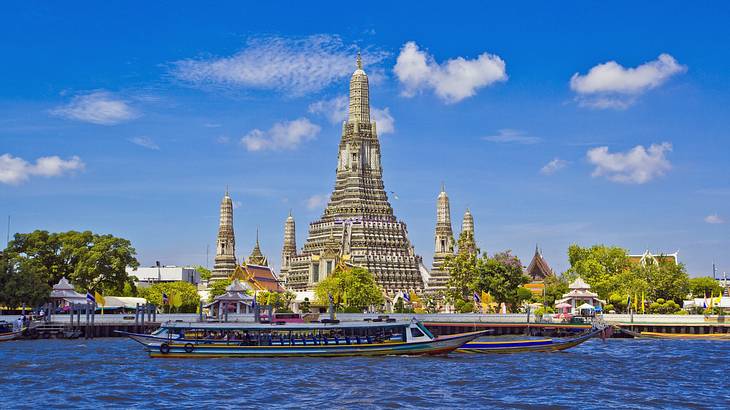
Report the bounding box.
[1,338,729,408]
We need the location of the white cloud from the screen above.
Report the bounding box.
[50,91,138,125]
[587,142,672,184]
[704,214,725,224]
[308,95,395,134]
[570,54,686,109]
[394,41,507,103]
[0,153,84,185]
[540,158,568,175]
[241,118,320,151]
[171,35,387,95]
[306,194,328,210]
[482,129,541,144]
[129,136,159,150]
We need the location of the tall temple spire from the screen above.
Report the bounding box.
[285,54,424,293]
[247,228,269,266]
[280,211,297,283]
[212,190,237,280]
[428,184,455,291]
[348,53,370,124]
[459,208,478,256]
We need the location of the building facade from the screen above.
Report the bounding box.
[127,265,201,286]
[284,54,424,294]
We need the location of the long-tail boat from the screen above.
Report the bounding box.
[120,319,487,358]
[621,328,730,340]
[0,322,22,342]
[456,327,603,354]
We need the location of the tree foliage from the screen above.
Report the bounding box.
[688,277,723,298]
[473,252,530,312]
[0,252,51,307]
[195,265,212,282]
[4,230,139,294]
[566,244,630,299]
[314,266,384,310]
[444,231,479,305]
[138,281,201,313]
[256,290,296,312]
[208,279,232,302]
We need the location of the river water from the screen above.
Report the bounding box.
[1,337,728,408]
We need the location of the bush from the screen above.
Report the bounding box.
[675,309,688,315]
[454,300,475,313]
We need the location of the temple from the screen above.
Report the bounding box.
[427,185,455,292]
[211,189,237,280]
[246,229,269,266]
[284,54,424,294]
[279,211,297,284]
[458,209,478,256]
[628,250,679,266]
[524,246,554,296]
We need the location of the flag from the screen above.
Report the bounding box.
[171,293,183,308]
[473,292,481,303]
[482,291,490,304]
[402,291,410,303]
[162,292,169,305]
[633,293,638,312]
[86,292,95,304]
[715,293,722,307]
[641,292,645,314]
[95,291,105,307]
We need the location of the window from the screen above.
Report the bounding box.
[410,327,425,338]
[312,264,319,282]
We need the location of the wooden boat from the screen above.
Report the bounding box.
[121,319,487,358]
[456,327,603,354]
[621,328,730,340]
[0,322,23,342]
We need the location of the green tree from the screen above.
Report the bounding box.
[314,266,384,311]
[543,274,569,307]
[299,297,311,313]
[0,252,51,308]
[473,251,530,312]
[208,279,232,302]
[642,262,689,303]
[444,231,479,305]
[138,281,201,313]
[688,277,723,298]
[5,230,139,293]
[566,244,630,300]
[256,290,296,312]
[195,265,212,282]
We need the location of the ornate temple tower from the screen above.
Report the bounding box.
[458,208,479,256]
[285,54,424,293]
[427,185,455,291]
[211,189,237,280]
[279,212,297,283]
[246,229,269,266]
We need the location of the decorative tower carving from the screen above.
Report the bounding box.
[212,189,237,280]
[427,184,455,291]
[458,208,479,256]
[246,229,269,266]
[285,54,424,293]
[279,211,297,284]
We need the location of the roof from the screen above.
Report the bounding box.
[161,320,409,331]
[242,264,286,293]
[525,247,554,281]
[628,250,679,266]
[50,277,85,300]
[569,277,591,290]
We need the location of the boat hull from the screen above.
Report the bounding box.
[145,331,487,358]
[457,328,602,354]
[622,329,730,340]
[0,330,22,342]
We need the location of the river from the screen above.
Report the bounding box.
[1,337,727,408]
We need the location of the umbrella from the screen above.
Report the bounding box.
[577,303,595,310]
[555,303,572,309]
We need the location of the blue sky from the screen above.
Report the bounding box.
[1,1,729,277]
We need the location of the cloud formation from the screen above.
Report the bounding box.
[171,35,387,95]
[0,153,84,185]
[308,95,395,134]
[482,129,541,144]
[394,41,507,103]
[570,54,686,109]
[704,214,725,224]
[306,194,328,210]
[241,118,321,151]
[51,91,138,125]
[540,158,568,175]
[129,136,160,150]
[587,142,672,184]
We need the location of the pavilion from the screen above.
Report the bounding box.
[204,279,254,317]
[554,277,605,313]
[49,277,87,310]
